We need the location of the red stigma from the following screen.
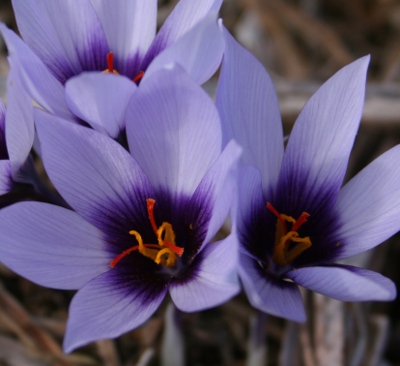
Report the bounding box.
[106,51,115,74]
[133,71,144,83]
[267,202,288,234]
[292,212,310,232]
[110,199,184,268]
[146,198,158,235]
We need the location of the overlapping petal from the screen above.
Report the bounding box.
[235,166,264,236]
[126,65,221,197]
[11,0,108,81]
[286,265,396,301]
[0,26,74,120]
[65,73,137,138]
[0,202,110,290]
[216,27,283,196]
[144,14,223,84]
[0,160,11,194]
[143,0,222,68]
[239,254,305,322]
[0,101,6,158]
[334,145,400,259]
[193,140,241,247]
[169,234,239,312]
[64,267,168,353]
[35,110,154,229]
[5,68,34,181]
[278,56,369,212]
[89,0,157,77]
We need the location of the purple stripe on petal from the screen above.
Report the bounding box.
[65,72,137,138]
[278,57,369,211]
[142,0,222,70]
[334,145,400,260]
[35,110,156,231]
[216,27,283,196]
[118,53,143,80]
[239,254,306,322]
[273,170,345,266]
[0,202,110,290]
[12,0,109,82]
[192,140,241,249]
[126,64,222,197]
[1,26,75,120]
[286,264,396,301]
[169,235,240,312]
[0,160,12,194]
[64,267,169,353]
[238,169,345,270]
[0,100,7,160]
[102,188,213,283]
[5,68,34,180]
[144,14,223,85]
[88,0,157,78]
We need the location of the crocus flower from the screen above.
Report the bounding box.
[216,28,400,322]
[0,66,51,207]
[0,65,241,351]
[1,0,224,133]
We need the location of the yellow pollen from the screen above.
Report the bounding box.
[267,202,312,266]
[110,199,184,268]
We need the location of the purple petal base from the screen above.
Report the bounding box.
[64,267,168,353]
[239,254,306,322]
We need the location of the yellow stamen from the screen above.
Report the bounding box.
[267,202,312,266]
[110,199,184,268]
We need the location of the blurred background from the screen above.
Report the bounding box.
[0,0,399,365]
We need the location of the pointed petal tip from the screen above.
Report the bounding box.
[350,54,370,77]
[287,265,397,302]
[334,144,400,259]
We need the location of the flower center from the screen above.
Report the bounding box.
[266,202,312,266]
[110,198,184,268]
[102,52,144,83]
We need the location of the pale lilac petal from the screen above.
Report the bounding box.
[0,202,110,290]
[5,67,34,181]
[216,27,283,196]
[239,254,305,322]
[63,268,168,353]
[11,0,108,81]
[143,0,222,67]
[126,65,221,197]
[144,14,223,84]
[236,166,264,230]
[65,73,137,138]
[169,234,240,312]
[89,0,157,76]
[286,265,396,301]
[278,56,370,210]
[0,100,6,157]
[0,160,11,194]
[193,140,241,247]
[35,110,154,228]
[334,145,400,259]
[0,26,74,120]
